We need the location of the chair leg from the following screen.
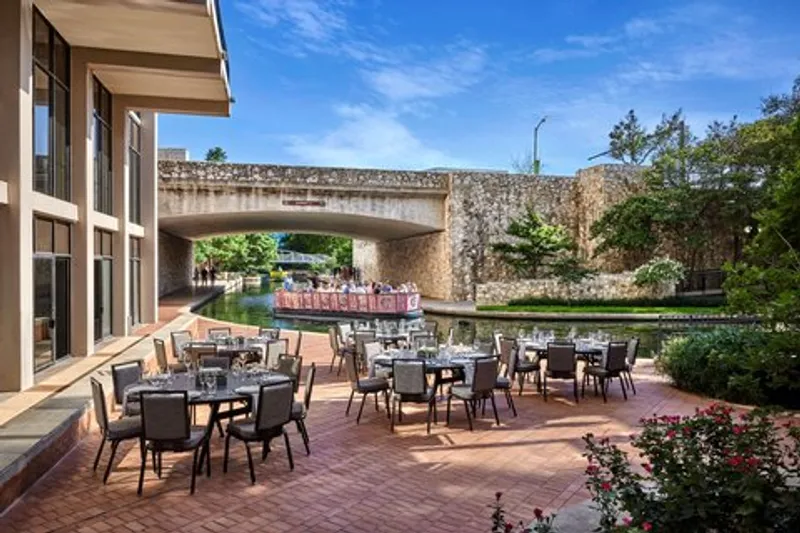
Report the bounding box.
[426,400,433,435]
[463,400,473,431]
[398,400,403,422]
[543,374,548,402]
[581,373,587,398]
[190,447,199,495]
[329,353,336,372]
[345,390,355,416]
[244,442,256,484]
[137,441,147,496]
[601,378,607,403]
[627,371,637,395]
[518,375,525,396]
[619,374,628,400]
[296,419,311,455]
[151,448,158,474]
[103,440,119,484]
[573,378,579,403]
[490,393,500,426]
[433,399,438,424]
[356,393,368,424]
[93,437,106,471]
[505,390,517,417]
[384,390,391,419]
[216,419,225,438]
[374,393,379,411]
[481,398,486,416]
[261,441,269,461]
[446,394,452,425]
[390,396,396,433]
[283,431,294,471]
[536,371,542,392]
[159,451,164,478]
[593,376,599,396]
[223,432,231,473]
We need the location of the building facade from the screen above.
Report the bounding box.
[0,0,231,391]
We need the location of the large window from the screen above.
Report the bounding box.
[129,114,142,224]
[93,78,113,214]
[33,9,70,201]
[33,217,71,371]
[130,238,142,326]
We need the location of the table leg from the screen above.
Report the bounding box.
[197,402,220,475]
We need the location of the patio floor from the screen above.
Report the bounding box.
[0,326,709,533]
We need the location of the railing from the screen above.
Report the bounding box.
[213,0,230,82]
[676,269,726,294]
[275,250,331,265]
[274,291,421,315]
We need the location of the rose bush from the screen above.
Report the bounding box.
[583,404,800,532]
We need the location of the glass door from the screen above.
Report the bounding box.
[54,257,70,359]
[33,257,54,371]
[94,258,112,340]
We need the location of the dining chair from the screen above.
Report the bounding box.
[493,344,518,417]
[183,342,218,367]
[111,360,143,416]
[207,326,231,339]
[290,363,316,455]
[328,326,352,375]
[583,341,629,402]
[544,343,578,403]
[390,359,437,434]
[446,357,500,431]
[266,339,287,370]
[276,354,303,393]
[258,326,280,340]
[344,352,390,424]
[510,343,541,396]
[170,330,193,361]
[137,391,209,495]
[354,330,377,370]
[153,338,186,374]
[199,355,231,370]
[624,338,640,394]
[90,378,142,484]
[223,381,295,484]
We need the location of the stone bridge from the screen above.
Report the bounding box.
[157,160,641,300]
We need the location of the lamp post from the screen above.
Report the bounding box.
[533,116,547,174]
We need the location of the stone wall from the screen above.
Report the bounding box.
[353,240,379,282]
[373,231,451,300]
[475,272,675,306]
[158,231,193,296]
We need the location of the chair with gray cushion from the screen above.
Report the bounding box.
[265,339,287,370]
[153,338,185,373]
[90,377,142,484]
[223,381,295,484]
[258,326,280,340]
[137,391,209,495]
[170,330,193,361]
[510,343,541,396]
[290,363,316,455]
[344,352,390,424]
[207,326,231,339]
[544,343,578,403]
[624,338,640,395]
[390,359,437,434]
[199,355,231,370]
[111,360,143,416]
[184,342,218,368]
[328,326,352,375]
[493,343,518,417]
[583,341,629,402]
[277,354,302,393]
[354,330,377,370]
[446,357,501,431]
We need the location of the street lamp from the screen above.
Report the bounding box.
[533,116,547,174]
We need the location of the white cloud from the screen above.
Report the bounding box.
[623,18,662,38]
[284,105,467,169]
[236,0,348,42]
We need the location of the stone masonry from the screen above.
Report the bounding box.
[158,230,193,296]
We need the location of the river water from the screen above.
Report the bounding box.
[197,286,687,358]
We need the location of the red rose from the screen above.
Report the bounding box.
[586,465,599,475]
[666,430,677,439]
[534,508,544,520]
[601,481,612,491]
[504,522,514,533]
[642,463,653,473]
[642,522,653,531]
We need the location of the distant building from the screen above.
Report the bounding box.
[158,147,190,161]
[425,167,509,174]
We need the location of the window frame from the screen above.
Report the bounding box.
[128,112,142,224]
[93,76,113,214]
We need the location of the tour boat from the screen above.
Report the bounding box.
[273,290,423,319]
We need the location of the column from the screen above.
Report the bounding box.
[139,110,159,323]
[111,98,130,335]
[69,50,95,356]
[0,0,34,390]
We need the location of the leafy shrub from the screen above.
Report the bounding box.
[657,327,800,408]
[584,405,800,533]
[490,493,558,532]
[507,295,724,308]
[633,257,686,287]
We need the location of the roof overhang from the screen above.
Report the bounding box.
[35,0,231,116]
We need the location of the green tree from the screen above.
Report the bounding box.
[280,233,353,267]
[607,109,685,165]
[193,233,277,274]
[492,208,574,278]
[205,146,227,162]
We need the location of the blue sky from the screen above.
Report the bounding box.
[158,0,800,175]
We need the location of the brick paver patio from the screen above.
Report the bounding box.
[0,325,708,533]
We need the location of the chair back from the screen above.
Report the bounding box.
[170,330,193,360]
[200,355,231,370]
[499,339,515,367]
[547,343,576,375]
[344,352,360,387]
[363,341,381,362]
[255,381,294,432]
[90,377,109,433]
[140,391,190,442]
[606,342,629,373]
[111,360,142,406]
[354,331,376,354]
[207,326,231,339]
[153,338,168,372]
[423,320,438,338]
[414,335,437,350]
[472,357,498,392]
[294,330,304,357]
[492,331,503,356]
[302,363,316,410]
[627,338,640,366]
[327,326,338,352]
[266,339,287,369]
[337,323,352,345]
[507,344,521,381]
[392,360,427,395]
[184,342,217,366]
[258,327,280,340]
[277,355,303,392]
